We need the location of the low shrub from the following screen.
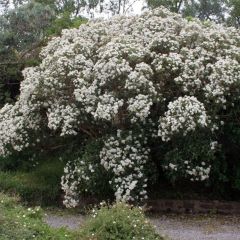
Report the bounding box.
[79,202,166,240]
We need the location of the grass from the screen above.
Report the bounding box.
[0,160,64,206]
[0,193,78,240]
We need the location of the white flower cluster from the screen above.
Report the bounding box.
[174,56,204,93]
[204,58,240,105]
[186,165,211,181]
[128,94,153,123]
[61,161,80,208]
[210,141,218,151]
[93,94,124,121]
[0,103,41,156]
[125,63,156,96]
[100,130,149,202]
[158,96,209,141]
[164,161,211,181]
[0,104,29,155]
[153,52,183,75]
[47,103,80,136]
[61,159,96,208]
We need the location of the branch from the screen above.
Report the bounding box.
[19,39,45,60]
[0,38,45,67]
[177,0,183,13]
[79,126,96,139]
[124,0,139,14]
[117,0,122,14]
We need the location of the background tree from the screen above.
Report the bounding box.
[228,0,240,27]
[0,0,85,106]
[146,0,187,13]
[0,1,55,105]
[186,0,226,22]
[146,0,233,24]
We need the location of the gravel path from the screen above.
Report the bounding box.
[44,212,240,240]
[151,215,240,240]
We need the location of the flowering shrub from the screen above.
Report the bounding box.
[0,7,239,205]
[79,202,165,240]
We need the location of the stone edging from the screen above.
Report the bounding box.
[147,199,240,214]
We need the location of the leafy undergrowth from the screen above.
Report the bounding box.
[0,193,166,240]
[0,193,77,240]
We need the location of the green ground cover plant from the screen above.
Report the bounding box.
[0,193,77,240]
[0,193,166,240]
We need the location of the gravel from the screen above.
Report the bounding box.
[150,214,240,240]
[45,213,85,230]
[45,212,240,240]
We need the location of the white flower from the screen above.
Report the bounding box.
[158,96,209,141]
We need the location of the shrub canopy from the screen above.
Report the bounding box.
[0,7,240,206]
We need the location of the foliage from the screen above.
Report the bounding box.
[0,7,239,205]
[79,202,165,240]
[61,139,114,208]
[162,132,215,182]
[146,0,189,13]
[0,2,55,51]
[46,12,87,36]
[147,0,230,24]
[0,0,86,107]
[0,1,55,106]
[228,0,240,28]
[0,193,77,239]
[216,99,240,194]
[190,0,226,22]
